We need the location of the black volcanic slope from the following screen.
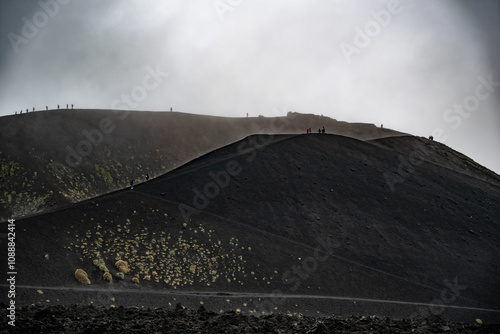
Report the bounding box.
[0,110,405,220]
[2,133,499,326]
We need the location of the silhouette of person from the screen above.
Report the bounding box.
[57,104,60,109]
[130,180,134,190]
[321,126,325,134]
[32,107,35,112]
[146,173,149,183]
[306,128,309,134]
[46,106,48,111]
[71,104,74,109]
[66,104,68,109]
[381,124,383,128]
[15,111,17,115]
[20,110,22,114]
[318,128,321,134]
[429,136,434,141]
[170,107,173,112]
[26,109,28,113]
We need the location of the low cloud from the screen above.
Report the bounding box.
[0,0,498,172]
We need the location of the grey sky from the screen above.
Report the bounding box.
[1,0,499,173]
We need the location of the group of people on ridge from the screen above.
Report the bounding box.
[306,127,325,134]
[14,104,74,115]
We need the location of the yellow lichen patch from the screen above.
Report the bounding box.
[93,258,109,272]
[132,277,139,284]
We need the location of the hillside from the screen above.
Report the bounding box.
[2,133,499,324]
[0,110,405,221]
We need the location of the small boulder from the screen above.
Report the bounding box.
[75,269,90,285]
[103,272,113,282]
[115,260,130,274]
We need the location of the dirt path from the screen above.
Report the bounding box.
[4,284,499,314]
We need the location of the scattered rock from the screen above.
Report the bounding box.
[1,306,495,333]
[103,272,113,282]
[74,269,90,285]
[115,260,130,274]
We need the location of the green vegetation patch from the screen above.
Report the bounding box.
[0,160,20,181]
[95,165,113,184]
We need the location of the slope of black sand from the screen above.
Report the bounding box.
[1,134,499,330]
[1,305,497,334]
[140,134,500,310]
[0,109,405,220]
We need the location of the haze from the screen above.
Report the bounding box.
[0,0,499,173]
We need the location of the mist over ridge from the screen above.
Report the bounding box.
[0,0,499,173]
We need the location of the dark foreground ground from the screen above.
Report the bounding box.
[1,304,498,334]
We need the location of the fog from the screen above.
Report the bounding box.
[0,0,499,173]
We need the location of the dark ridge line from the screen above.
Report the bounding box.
[147,132,421,187]
[2,133,302,222]
[369,136,500,187]
[1,134,297,222]
[147,134,299,183]
[13,132,383,222]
